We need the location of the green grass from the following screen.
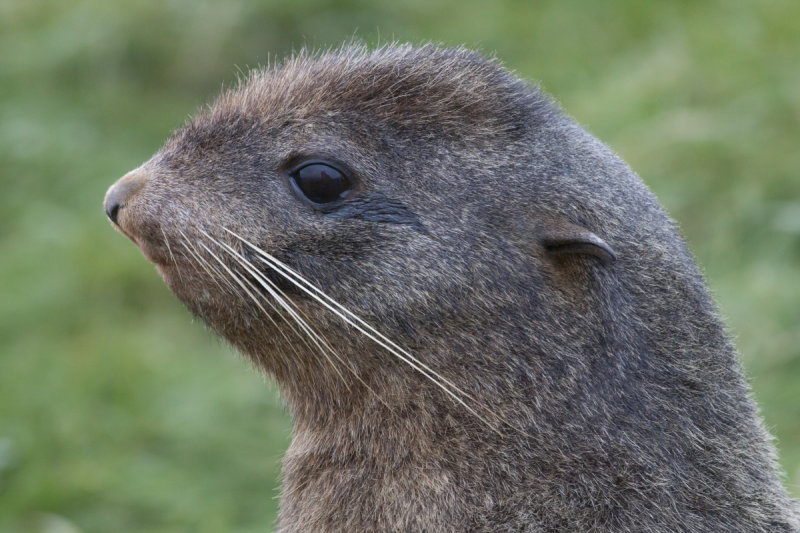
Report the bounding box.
[1,1,798,530]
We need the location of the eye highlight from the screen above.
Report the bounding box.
[289,162,353,205]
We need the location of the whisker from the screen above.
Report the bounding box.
[205,233,393,408]
[233,272,330,367]
[178,229,240,297]
[181,229,329,376]
[160,227,184,285]
[196,235,350,388]
[222,227,505,433]
[200,232,358,390]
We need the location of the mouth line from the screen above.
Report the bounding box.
[110,220,137,244]
[110,220,181,267]
[122,232,175,267]
[112,225,300,295]
[140,243,187,267]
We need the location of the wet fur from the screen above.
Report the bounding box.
[107,44,799,531]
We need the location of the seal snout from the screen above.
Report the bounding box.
[104,169,147,226]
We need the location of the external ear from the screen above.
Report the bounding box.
[540,219,617,265]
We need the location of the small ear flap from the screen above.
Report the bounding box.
[541,219,617,265]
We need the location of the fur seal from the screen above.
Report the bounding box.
[104,44,799,531]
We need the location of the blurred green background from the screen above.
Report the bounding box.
[1,0,798,531]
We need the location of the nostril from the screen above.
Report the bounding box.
[105,169,147,228]
[103,184,125,226]
[106,201,121,225]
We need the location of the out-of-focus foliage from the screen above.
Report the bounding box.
[1,1,798,531]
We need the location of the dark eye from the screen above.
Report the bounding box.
[290,162,352,204]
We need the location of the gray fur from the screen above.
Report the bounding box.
[105,44,799,531]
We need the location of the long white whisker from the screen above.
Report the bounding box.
[160,227,184,285]
[178,230,242,297]
[222,250,347,382]
[223,255,330,371]
[223,229,461,388]
[195,242,280,329]
[183,229,343,383]
[221,227,503,433]
[203,233,371,390]
[206,233,392,408]
[180,231,326,371]
[223,230,455,385]
[197,237,349,387]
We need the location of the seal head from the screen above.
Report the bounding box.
[105,44,798,531]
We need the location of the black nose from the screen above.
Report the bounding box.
[104,185,125,225]
[105,199,121,225]
[104,171,146,226]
